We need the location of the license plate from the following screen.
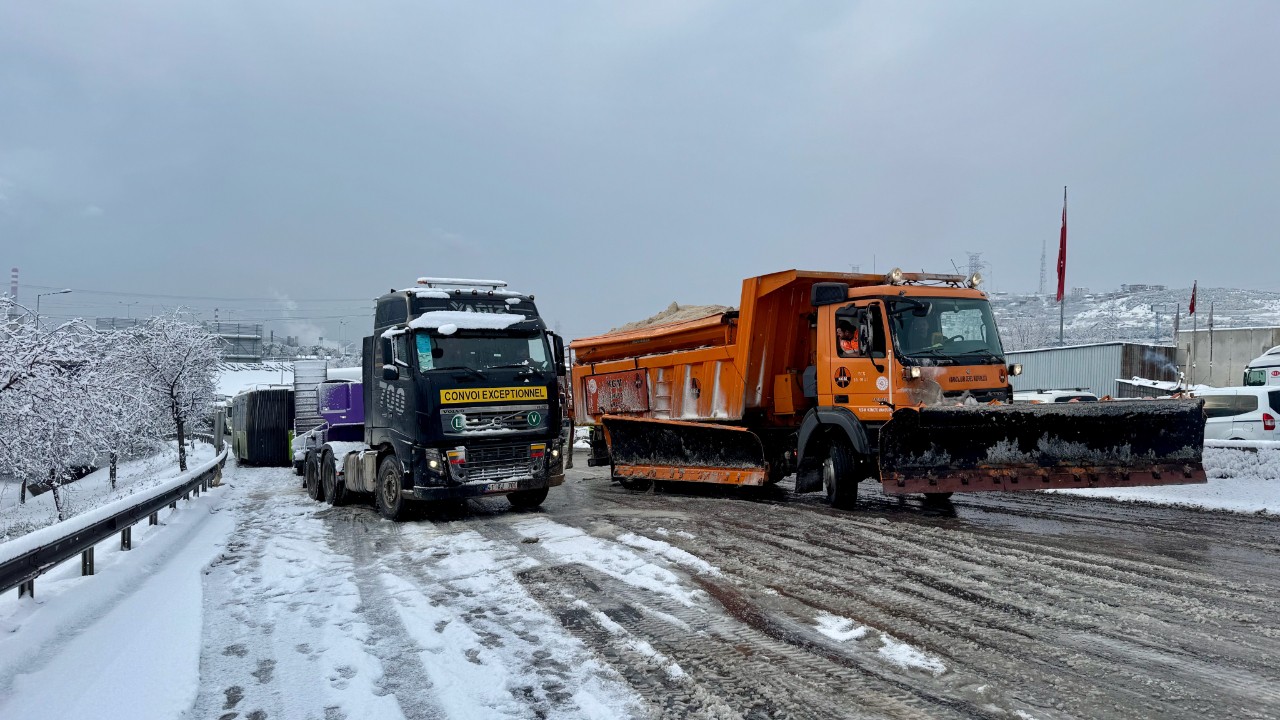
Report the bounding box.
[484,480,518,494]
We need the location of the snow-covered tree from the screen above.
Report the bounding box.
[0,299,97,516]
[130,312,222,471]
[84,329,167,488]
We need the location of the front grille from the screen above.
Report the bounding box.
[441,404,548,435]
[452,443,537,483]
[943,388,1010,404]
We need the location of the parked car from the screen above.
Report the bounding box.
[1189,387,1280,441]
[1012,389,1099,404]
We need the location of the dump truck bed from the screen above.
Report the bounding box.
[572,270,890,425]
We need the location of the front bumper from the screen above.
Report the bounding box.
[405,471,564,501]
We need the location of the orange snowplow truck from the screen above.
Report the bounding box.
[570,269,1206,506]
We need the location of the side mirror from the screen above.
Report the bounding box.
[552,334,566,376]
[382,364,399,381]
[380,336,393,364]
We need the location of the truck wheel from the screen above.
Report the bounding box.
[923,492,953,504]
[375,455,410,521]
[508,487,549,509]
[823,442,859,509]
[322,449,347,506]
[305,452,325,502]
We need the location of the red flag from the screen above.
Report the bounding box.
[1056,187,1067,302]
[1189,280,1197,315]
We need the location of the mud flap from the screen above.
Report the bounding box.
[877,399,1206,494]
[602,416,770,486]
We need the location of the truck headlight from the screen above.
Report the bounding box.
[905,366,922,379]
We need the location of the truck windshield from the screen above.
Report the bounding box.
[415,331,551,373]
[889,298,1005,361]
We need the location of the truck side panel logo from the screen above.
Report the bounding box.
[379,382,406,416]
[835,367,851,388]
[440,386,549,404]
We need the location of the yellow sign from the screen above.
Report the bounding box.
[440,386,548,404]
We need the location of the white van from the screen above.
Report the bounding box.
[1243,345,1280,386]
[1189,387,1280,441]
[1012,389,1099,404]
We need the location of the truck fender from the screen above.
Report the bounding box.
[794,407,871,494]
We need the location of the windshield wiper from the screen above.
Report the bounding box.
[953,350,1004,363]
[905,347,950,358]
[433,365,486,379]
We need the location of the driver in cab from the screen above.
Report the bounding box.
[837,320,860,357]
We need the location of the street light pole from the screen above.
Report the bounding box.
[35,289,73,331]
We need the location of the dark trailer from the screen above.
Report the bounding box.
[232,387,295,466]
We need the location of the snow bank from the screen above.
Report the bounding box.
[1050,446,1280,513]
[0,449,228,567]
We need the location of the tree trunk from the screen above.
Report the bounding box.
[176,417,188,472]
[20,476,26,504]
[110,452,118,490]
[50,469,66,522]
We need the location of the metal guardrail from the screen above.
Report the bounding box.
[0,449,229,598]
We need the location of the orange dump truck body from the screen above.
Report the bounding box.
[572,269,868,427]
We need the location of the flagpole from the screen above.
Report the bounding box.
[1058,186,1067,345]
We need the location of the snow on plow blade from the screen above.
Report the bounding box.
[877,399,1207,495]
[602,416,770,486]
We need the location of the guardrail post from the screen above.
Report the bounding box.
[18,580,34,598]
[81,547,95,576]
[170,501,177,510]
[121,526,132,550]
[149,512,158,525]
[193,484,200,498]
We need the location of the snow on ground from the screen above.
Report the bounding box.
[0,467,234,720]
[513,516,709,607]
[1050,447,1280,513]
[812,612,948,676]
[215,362,293,400]
[0,441,216,542]
[376,525,642,718]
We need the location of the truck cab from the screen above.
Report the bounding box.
[810,278,1013,418]
[354,278,567,518]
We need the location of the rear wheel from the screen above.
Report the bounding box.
[322,449,347,506]
[823,442,860,509]
[508,487,549,509]
[305,451,325,502]
[375,455,410,521]
[923,492,954,504]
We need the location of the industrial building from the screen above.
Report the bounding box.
[1007,342,1179,399]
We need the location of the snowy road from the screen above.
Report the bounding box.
[3,454,1280,719]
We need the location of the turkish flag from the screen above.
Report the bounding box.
[1189,281,1197,315]
[1056,188,1067,302]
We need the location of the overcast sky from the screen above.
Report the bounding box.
[3,1,1278,343]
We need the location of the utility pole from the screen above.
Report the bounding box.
[1039,239,1047,296]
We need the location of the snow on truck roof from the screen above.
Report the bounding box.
[407,311,529,333]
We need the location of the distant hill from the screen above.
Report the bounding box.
[991,286,1280,351]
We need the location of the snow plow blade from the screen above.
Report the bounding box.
[877,399,1207,495]
[602,416,770,486]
